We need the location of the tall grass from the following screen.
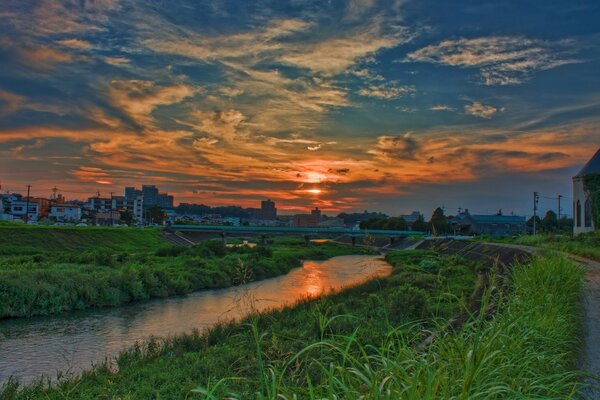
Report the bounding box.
[496,231,600,262]
[0,235,373,318]
[237,255,585,399]
[1,253,584,399]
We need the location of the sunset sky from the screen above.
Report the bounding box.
[1,0,599,215]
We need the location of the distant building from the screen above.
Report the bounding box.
[50,204,82,222]
[88,197,112,211]
[10,201,39,221]
[293,213,320,228]
[223,216,241,226]
[124,187,137,202]
[111,196,127,210]
[452,209,526,236]
[400,211,423,228]
[573,147,599,235]
[157,193,174,208]
[95,210,121,226]
[260,199,277,220]
[142,185,159,208]
[318,218,344,228]
[311,207,322,220]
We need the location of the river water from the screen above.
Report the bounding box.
[0,255,391,386]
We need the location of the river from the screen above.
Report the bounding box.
[0,255,391,386]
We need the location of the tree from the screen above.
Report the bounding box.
[147,205,165,225]
[429,207,451,235]
[541,210,558,232]
[411,216,428,232]
[120,210,133,225]
[384,217,408,231]
[526,215,541,233]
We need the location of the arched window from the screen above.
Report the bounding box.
[585,198,593,227]
[576,200,581,227]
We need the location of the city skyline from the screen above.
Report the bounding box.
[1,1,599,215]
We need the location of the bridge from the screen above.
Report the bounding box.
[167,224,423,246]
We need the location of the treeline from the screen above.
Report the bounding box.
[357,208,442,232]
[527,210,573,234]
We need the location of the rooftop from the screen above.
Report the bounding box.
[576,147,600,177]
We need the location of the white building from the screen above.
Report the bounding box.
[50,204,82,222]
[573,147,600,235]
[10,201,39,221]
[131,194,144,225]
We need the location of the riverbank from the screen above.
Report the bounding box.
[2,249,479,398]
[0,227,374,319]
[489,231,600,261]
[1,250,585,398]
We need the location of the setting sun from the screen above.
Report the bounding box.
[306,189,322,194]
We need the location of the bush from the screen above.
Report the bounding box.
[388,284,430,319]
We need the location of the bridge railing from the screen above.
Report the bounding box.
[169,224,422,236]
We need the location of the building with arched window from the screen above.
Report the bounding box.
[573,148,600,235]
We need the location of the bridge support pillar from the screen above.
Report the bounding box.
[261,234,267,245]
[303,235,310,246]
[389,237,395,246]
[220,232,227,245]
[351,236,356,246]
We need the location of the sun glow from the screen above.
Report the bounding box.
[306,189,322,194]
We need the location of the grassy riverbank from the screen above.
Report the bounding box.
[492,231,600,261]
[2,249,479,398]
[0,227,372,318]
[2,251,584,399]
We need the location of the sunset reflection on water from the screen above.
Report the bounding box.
[0,255,391,385]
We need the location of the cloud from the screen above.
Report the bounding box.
[71,166,113,185]
[278,23,411,75]
[429,105,455,111]
[369,133,420,160]
[0,90,24,116]
[104,56,130,66]
[56,38,94,50]
[406,36,581,85]
[358,83,415,99]
[107,80,197,129]
[465,101,503,118]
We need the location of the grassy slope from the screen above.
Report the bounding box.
[0,225,166,254]
[3,250,479,399]
[0,230,373,318]
[494,231,600,261]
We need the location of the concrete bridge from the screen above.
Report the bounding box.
[167,224,423,246]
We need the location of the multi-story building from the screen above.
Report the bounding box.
[142,185,159,208]
[292,213,320,228]
[111,196,127,210]
[400,211,424,228]
[88,197,112,211]
[50,204,82,222]
[10,201,39,221]
[260,199,277,220]
[157,193,174,208]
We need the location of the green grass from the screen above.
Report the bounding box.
[494,231,600,261]
[0,229,373,318]
[1,250,480,399]
[0,225,166,255]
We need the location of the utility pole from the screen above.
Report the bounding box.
[558,195,563,231]
[24,185,31,223]
[533,192,539,235]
